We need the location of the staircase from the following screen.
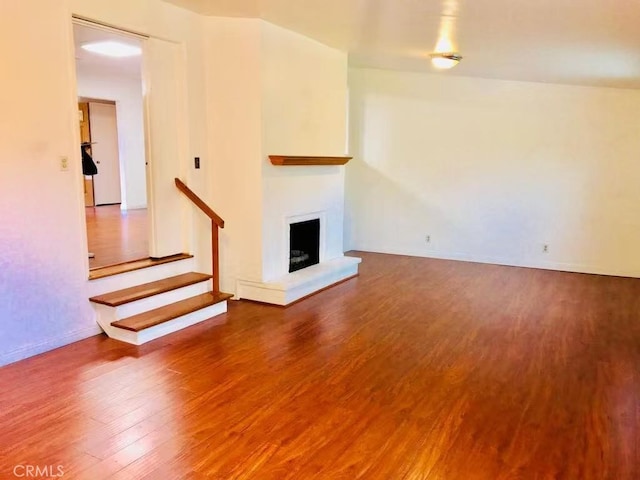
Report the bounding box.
[89,179,232,346]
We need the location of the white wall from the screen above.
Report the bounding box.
[205,17,264,291]
[76,66,147,210]
[204,19,349,289]
[0,0,208,366]
[347,68,640,277]
[0,1,99,365]
[260,22,348,281]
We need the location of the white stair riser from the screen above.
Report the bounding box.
[95,303,121,337]
[112,280,212,320]
[88,258,196,298]
[97,301,228,345]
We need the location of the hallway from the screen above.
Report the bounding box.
[87,206,148,269]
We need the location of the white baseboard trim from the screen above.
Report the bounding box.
[353,244,640,279]
[121,204,147,211]
[0,324,103,367]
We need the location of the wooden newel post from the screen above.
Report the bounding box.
[212,221,220,293]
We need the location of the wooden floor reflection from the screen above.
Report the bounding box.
[86,205,148,269]
[1,252,639,478]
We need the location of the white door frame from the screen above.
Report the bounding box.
[71,16,190,265]
[142,36,191,258]
[88,101,122,206]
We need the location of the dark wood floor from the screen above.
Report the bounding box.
[1,252,639,479]
[87,206,148,269]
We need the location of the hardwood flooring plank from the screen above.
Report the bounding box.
[1,252,639,478]
[86,205,148,270]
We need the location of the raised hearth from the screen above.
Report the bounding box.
[236,256,361,306]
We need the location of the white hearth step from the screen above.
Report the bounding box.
[237,255,361,306]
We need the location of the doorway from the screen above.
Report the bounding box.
[80,100,122,206]
[73,22,148,269]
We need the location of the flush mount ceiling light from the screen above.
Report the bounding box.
[81,41,141,58]
[430,52,463,69]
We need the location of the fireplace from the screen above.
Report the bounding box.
[289,218,320,273]
[236,210,361,306]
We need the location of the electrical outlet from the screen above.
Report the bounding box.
[425,235,431,244]
[543,244,549,253]
[60,156,69,171]
[194,157,200,169]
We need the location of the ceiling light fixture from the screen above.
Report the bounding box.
[430,52,463,69]
[81,41,142,58]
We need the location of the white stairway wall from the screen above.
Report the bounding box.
[204,17,265,292]
[205,19,350,291]
[346,67,640,278]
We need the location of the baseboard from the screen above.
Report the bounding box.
[353,244,640,279]
[121,204,147,211]
[0,324,103,367]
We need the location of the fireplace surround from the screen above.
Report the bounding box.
[236,209,361,306]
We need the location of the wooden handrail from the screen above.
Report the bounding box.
[175,178,224,293]
[175,178,224,228]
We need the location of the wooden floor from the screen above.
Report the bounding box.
[87,205,148,269]
[1,252,639,479]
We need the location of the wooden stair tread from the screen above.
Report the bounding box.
[89,254,193,280]
[111,292,233,332]
[89,272,213,307]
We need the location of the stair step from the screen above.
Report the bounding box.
[89,253,194,280]
[111,292,233,332]
[89,272,212,307]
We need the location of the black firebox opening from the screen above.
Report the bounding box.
[289,219,320,273]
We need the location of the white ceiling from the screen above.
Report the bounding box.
[165,0,640,89]
[73,23,143,80]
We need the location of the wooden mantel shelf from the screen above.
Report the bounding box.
[269,155,352,166]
